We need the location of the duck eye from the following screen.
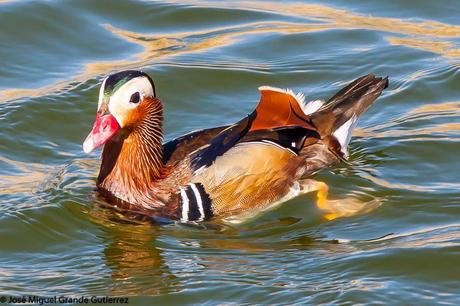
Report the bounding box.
[129,92,140,104]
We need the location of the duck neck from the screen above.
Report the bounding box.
[97,99,165,203]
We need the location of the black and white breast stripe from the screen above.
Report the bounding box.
[180,183,213,222]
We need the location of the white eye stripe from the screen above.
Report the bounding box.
[97,76,108,111]
[110,77,152,107]
[106,76,155,126]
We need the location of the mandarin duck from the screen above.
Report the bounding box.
[83,71,388,223]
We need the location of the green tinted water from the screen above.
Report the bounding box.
[1,0,460,304]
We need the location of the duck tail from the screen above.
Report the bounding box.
[310,74,389,158]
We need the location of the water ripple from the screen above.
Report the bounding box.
[1,2,459,102]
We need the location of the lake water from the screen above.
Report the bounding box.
[1,0,460,305]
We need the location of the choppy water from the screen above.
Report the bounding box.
[1,0,460,304]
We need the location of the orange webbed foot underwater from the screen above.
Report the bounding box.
[300,179,382,221]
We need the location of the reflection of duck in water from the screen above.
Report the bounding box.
[83,71,388,222]
[100,218,178,296]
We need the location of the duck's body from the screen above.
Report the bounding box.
[84,71,388,222]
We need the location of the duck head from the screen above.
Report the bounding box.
[83,70,166,199]
[83,70,158,153]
